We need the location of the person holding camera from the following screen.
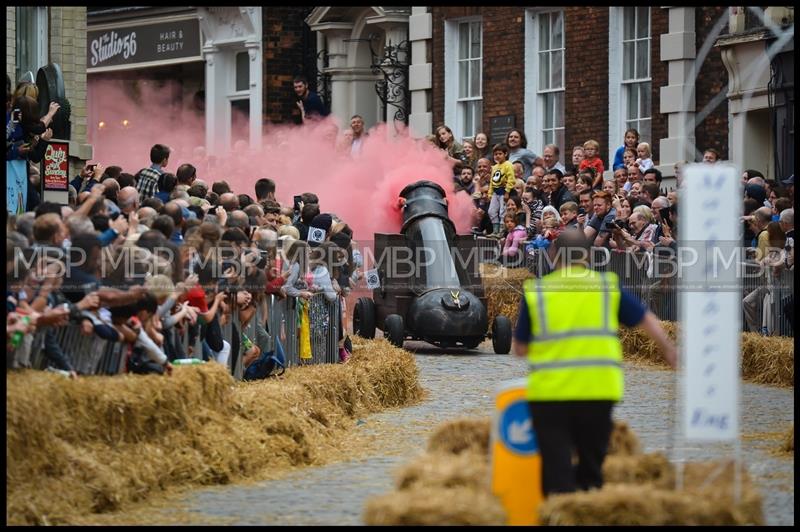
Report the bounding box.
[610,211,657,252]
[70,162,104,195]
[656,204,678,251]
[583,191,616,248]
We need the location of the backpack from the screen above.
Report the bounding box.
[243,337,286,381]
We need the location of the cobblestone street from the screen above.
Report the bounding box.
[163,342,793,526]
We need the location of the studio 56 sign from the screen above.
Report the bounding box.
[89,31,138,67]
[88,18,202,72]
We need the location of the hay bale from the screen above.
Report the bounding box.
[740,332,794,387]
[363,485,506,526]
[619,321,678,367]
[672,460,755,491]
[395,451,490,491]
[6,339,423,525]
[621,321,794,387]
[539,480,764,525]
[426,418,491,456]
[603,453,674,486]
[480,263,528,330]
[781,424,794,453]
[607,420,642,456]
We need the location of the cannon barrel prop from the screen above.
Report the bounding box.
[353,180,512,353]
[397,180,489,347]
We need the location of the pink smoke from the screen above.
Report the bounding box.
[87,79,474,241]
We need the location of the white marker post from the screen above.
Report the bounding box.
[678,163,742,500]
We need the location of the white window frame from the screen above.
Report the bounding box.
[525,8,565,160]
[608,6,652,168]
[444,16,482,142]
[15,7,48,83]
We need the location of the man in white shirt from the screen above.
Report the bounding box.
[350,115,368,157]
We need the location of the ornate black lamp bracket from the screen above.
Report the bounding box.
[369,33,410,124]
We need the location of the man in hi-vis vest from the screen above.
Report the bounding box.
[512,229,677,496]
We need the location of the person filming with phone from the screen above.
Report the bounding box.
[70,162,104,194]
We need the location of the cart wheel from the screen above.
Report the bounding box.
[353,297,376,339]
[492,316,512,354]
[384,314,405,348]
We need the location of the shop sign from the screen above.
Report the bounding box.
[42,142,70,191]
[88,18,202,71]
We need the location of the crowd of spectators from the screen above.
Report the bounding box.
[439,124,794,283]
[8,78,365,376]
[6,70,795,376]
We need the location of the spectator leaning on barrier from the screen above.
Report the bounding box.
[742,220,787,335]
[513,229,677,496]
[776,208,794,329]
[777,209,794,272]
[745,207,773,261]
[500,212,527,266]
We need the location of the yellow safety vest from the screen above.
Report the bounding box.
[523,266,623,402]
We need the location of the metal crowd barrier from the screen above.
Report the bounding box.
[476,236,502,263]
[10,288,347,379]
[23,322,128,375]
[264,294,299,367]
[203,292,342,379]
[770,267,794,336]
[20,252,787,379]
[740,261,794,336]
[476,237,794,337]
[258,293,339,368]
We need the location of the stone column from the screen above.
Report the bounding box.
[203,43,222,156]
[310,23,354,128]
[245,39,262,151]
[408,6,432,138]
[658,7,697,182]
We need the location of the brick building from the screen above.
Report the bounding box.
[7,6,92,203]
[309,6,794,182]
[11,7,790,184]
